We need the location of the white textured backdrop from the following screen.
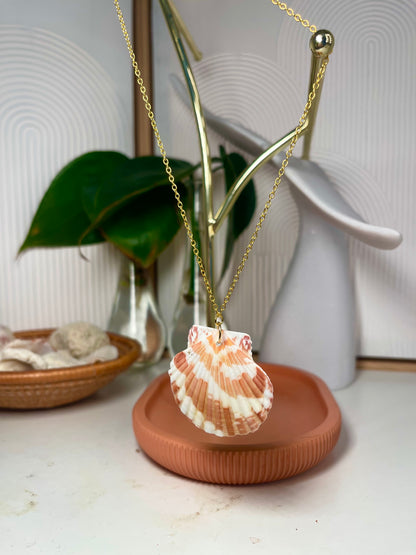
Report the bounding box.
[0,0,133,330]
[154,0,416,357]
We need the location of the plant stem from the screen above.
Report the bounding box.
[159,0,215,326]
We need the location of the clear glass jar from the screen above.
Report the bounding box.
[108,257,166,367]
[168,181,208,355]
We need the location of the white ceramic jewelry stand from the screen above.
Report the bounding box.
[172,76,402,389]
[262,158,401,389]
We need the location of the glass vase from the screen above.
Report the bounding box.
[108,257,166,367]
[168,182,208,355]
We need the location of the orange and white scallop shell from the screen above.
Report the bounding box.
[168,325,274,437]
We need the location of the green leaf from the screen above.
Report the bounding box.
[82,156,196,229]
[98,184,187,267]
[19,151,129,253]
[219,146,256,279]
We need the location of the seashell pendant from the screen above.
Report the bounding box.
[168,325,274,437]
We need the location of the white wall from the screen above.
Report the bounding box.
[0,0,134,330]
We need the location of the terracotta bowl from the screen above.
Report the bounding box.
[0,329,140,410]
[133,363,342,485]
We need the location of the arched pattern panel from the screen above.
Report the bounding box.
[0,8,134,330]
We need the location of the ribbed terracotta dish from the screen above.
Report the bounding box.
[0,329,140,410]
[132,363,342,484]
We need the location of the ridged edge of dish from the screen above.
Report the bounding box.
[132,366,342,485]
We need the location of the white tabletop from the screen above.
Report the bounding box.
[1,363,415,555]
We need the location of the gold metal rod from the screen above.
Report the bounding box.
[159,0,215,325]
[212,122,308,233]
[167,0,202,61]
[213,29,334,233]
[302,29,334,160]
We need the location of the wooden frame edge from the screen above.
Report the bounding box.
[133,0,158,287]
[133,0,153,157]
[357,357,416,373]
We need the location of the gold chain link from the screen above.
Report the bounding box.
[218,60,327,317]
[271,0,317,33]
[113,0,327,323]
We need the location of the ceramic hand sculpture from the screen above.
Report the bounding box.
[172,75,402,389]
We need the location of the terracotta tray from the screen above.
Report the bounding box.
[0,329,140,410]
[132,363,342,484]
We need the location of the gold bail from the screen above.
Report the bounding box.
[215,315,223,345]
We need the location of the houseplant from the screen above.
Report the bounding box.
[19,148,256,364]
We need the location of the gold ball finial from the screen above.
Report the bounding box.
[310,30,334,58]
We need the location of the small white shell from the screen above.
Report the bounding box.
[6,338,53,356]
[0,359,34,372]
[0,325,14,348]
[42,350,81,369]
[83,345,119,364]
[169,325,274,437]
[0,323,118,371]
[49,322,110,359]
[1,347,47,370]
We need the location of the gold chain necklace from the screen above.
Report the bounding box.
[114,0,327,329]
[114,0,330,437]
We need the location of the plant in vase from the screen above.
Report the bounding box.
[169,147,256,354]
[19,149,256,365]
